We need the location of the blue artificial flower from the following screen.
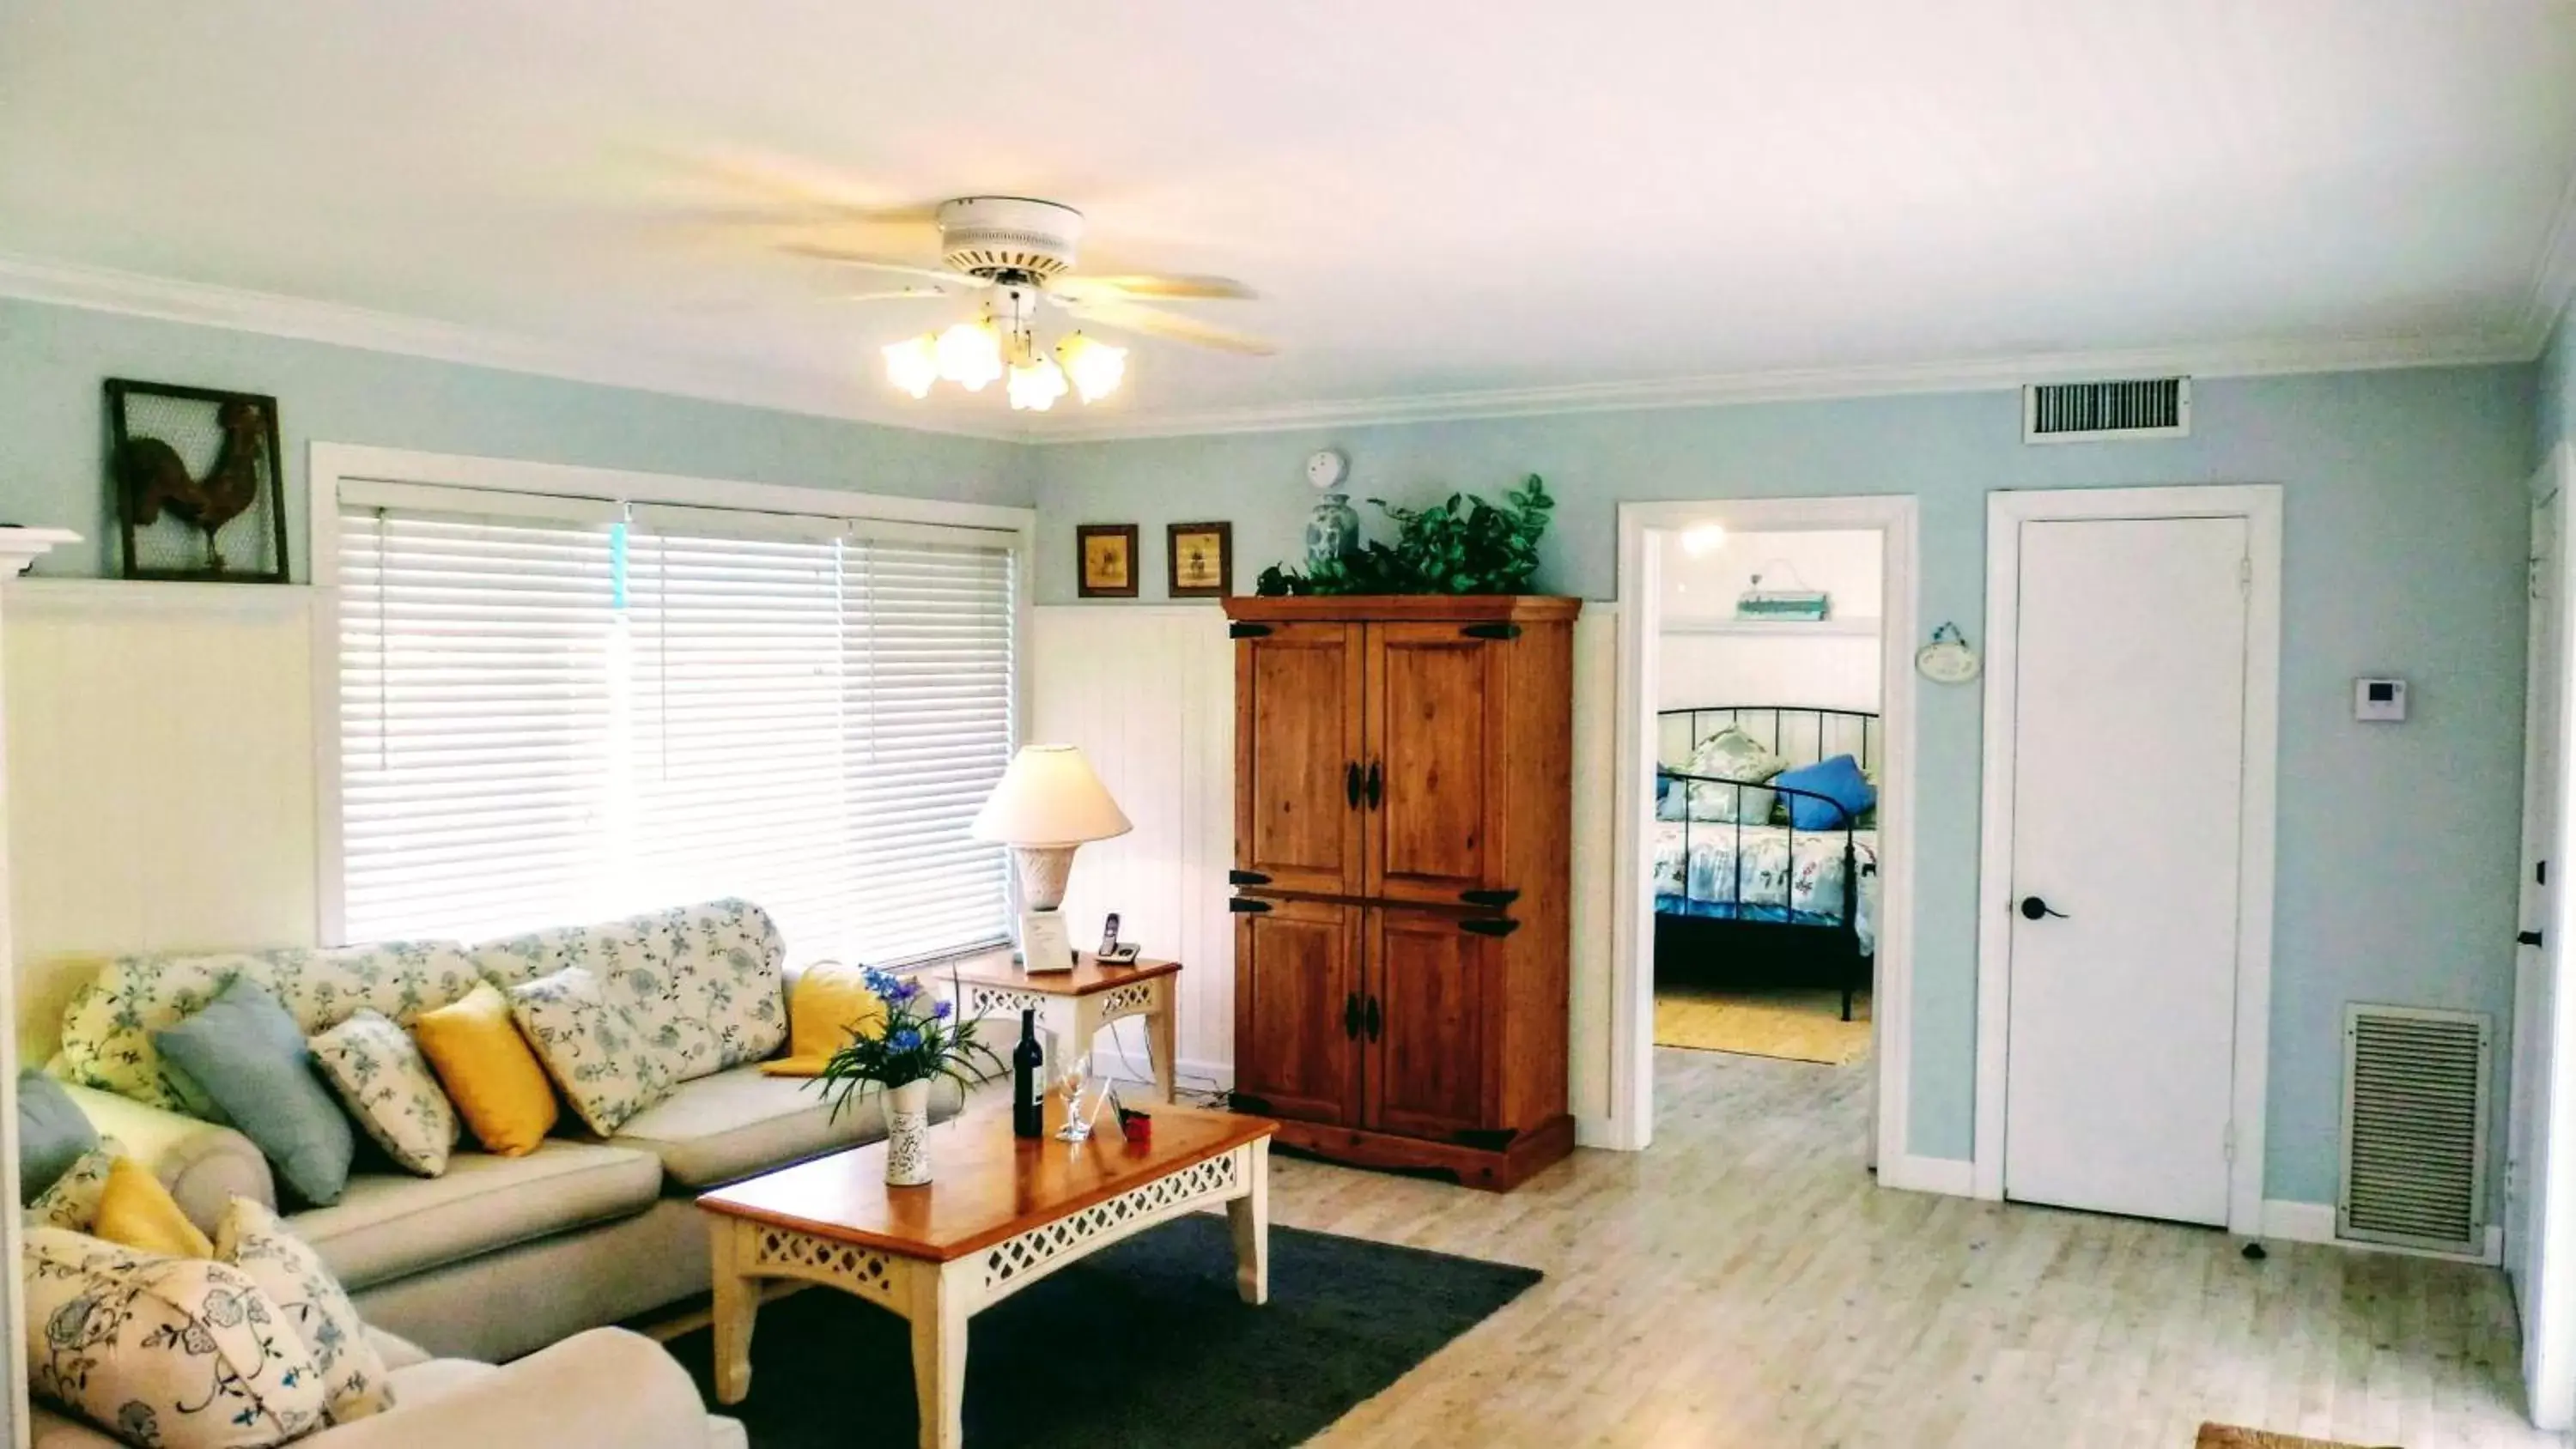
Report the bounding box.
[889,978,921,1003]
[932,999,954,1020]
[890,1028,922,1052]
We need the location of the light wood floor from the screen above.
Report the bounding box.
[1275,1047,2565,1449]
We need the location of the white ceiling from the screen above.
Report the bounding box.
[5,2,2574,440]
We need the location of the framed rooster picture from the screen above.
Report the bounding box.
[106,379,290,583]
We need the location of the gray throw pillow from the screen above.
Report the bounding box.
[16,1069,98,1203]
[152,977,355,1207]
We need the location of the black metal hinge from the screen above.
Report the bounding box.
[1455,1128,1519,1153]
[1460,888,1520,908]
[1229,621,1273,639]
[1460,622,1522,640]
[1229,1092,1274,1115]
[1228,869,1272,886]
[1460,917,1522,937]
[1229,897,1274,914]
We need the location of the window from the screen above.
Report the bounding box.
[332,477,1019,967]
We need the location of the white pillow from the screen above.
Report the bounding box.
[309,1009,459,1177]
[214,1198,392,1424]
[507,966,683,1136]
[22,1226,329,1448]
[1670,725,1790,824]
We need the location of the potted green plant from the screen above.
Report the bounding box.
[1256,474,1555,597]
[816,967,1004,1186]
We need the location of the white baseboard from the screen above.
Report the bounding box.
[1574,1114,1631,1150]
[2259,1198,2504,1265]
[1879,1153,1976,1197]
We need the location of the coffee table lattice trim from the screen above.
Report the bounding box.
[982,1150,1242,1291]
[746,1227,903,1312]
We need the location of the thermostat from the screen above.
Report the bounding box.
[2354,678,2407,723]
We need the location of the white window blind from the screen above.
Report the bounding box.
[336,488,1017,966]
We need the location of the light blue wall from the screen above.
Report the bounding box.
[1028,366,2539,1204]
[2544,307,2573,463]
[0,298,1033,579]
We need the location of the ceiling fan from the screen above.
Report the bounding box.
[787,196,1273,410]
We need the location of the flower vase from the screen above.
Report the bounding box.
[884,1078,933,1187]
[1304,493,1360,567]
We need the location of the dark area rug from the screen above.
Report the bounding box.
[665,1214,1540,1448]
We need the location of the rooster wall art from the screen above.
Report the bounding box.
[107,380,288,581]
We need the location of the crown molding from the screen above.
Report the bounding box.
[1020,330,2537,443]
[0,252,2547,451]
[2520,161,2576,355]
[0,253,1026,444]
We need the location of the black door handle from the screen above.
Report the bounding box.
[1343,992,1362,1039]
[1364,997,1382,1041]
[2019,895,2068,921]
[1346,761,1363,809]
[2521,930,2546,948]
[1364,761,1383,810]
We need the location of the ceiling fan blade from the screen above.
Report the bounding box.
[828,287,956,303]
[1062,297,1276,355]
[1053,273,1259,301]
[776,242,985,288]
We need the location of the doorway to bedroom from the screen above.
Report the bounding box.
[1611,496,1916,1172]
[1652,527,1884,1068]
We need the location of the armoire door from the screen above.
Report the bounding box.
[1232,897,1362,1126]
[1235,622,1365,896]
[1364,623,1505,904]
[1363,905,1498,1141]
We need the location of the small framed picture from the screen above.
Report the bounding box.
[1077,524,1139,598]
[1166,521,1233,599]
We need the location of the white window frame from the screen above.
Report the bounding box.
[307,441,1035,949]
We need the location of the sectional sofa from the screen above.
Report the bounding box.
[35,899,962,1364]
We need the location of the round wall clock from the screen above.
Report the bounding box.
[1916,623,1981,684]
[1305,448,1348,490]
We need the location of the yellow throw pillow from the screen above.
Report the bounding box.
[413,982,559,1156]
[91,1155,214,1258]
[760,962,886,1077]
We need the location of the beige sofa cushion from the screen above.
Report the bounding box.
[609,1064,962,1188]
[57,942,483,1111]
[289,1142,662,1291]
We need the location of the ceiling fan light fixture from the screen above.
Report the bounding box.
[1007,355,1069,412]
[882,335,939,398]
[1054,332,1127,403]
[934,318,1003,391]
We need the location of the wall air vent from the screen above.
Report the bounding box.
[2338,1003,2490,1255]
[2022,377,2190,443]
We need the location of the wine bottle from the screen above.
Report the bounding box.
[1012,1009,1044,1139]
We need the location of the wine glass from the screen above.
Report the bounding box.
[1056,1051,1094,1142]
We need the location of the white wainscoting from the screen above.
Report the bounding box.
[1028,602,1624,1143]
[1029,604,1238,1089]
[3,581,321,1059]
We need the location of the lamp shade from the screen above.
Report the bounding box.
[970,744,1133,846]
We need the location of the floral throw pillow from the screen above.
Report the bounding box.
[25,1137,128,1233]
[1666,725,1791,825]
[22,1226,329,1449]
[309,1009,459,1178]
[507,967,683,1137]
[214,1198,392,1424]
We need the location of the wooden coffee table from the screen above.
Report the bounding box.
[697,1094,1275,1449]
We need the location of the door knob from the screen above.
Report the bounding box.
[2019,895,2068,921]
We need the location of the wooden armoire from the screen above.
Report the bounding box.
[1222,594,1579,1190]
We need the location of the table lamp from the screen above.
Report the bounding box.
[971,744,1133,972]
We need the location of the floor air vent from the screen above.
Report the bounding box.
[2022,377,2190,442]
[2338,1003,2489,1254]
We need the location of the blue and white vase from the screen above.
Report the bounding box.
[1304,493,1361,567]
[884,1078,932,1186]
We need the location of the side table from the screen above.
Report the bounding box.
[945,950,1182,1102]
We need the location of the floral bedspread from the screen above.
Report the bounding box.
[1653,822,1878,955]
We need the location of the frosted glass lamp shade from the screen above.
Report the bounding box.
[971,745,1133,848]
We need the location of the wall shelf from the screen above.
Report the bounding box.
[1661,615,1881,638]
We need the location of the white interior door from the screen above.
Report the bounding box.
[2002,515,2250,1227]
[2510,475,2561,1322]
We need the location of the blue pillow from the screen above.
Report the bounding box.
[1771,754,1875,832]
[152,977,354,1207]
[17,1069,97,1203]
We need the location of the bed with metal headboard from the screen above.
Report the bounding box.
[1655,706,1879,1022]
